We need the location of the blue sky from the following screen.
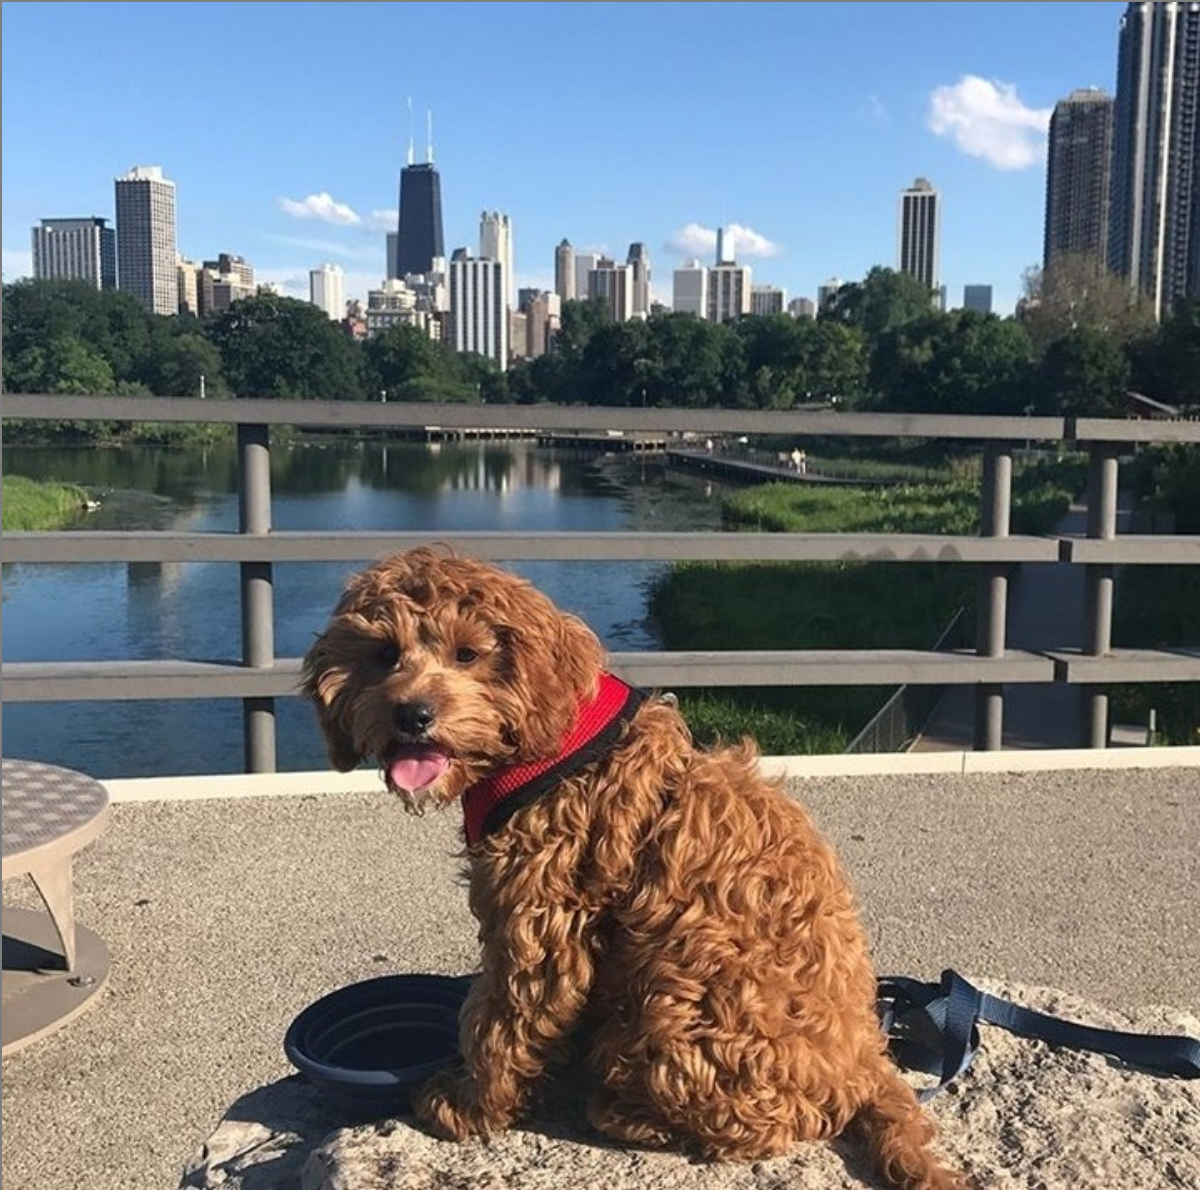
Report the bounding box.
[3,2,1124,316]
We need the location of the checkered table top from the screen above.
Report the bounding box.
[2,759,109,861]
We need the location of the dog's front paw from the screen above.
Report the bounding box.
[412,1068,490,1141]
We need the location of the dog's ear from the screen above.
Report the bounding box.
[300,633,362,772]
[499,590,606,759]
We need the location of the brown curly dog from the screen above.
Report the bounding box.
[302,547,965,1189]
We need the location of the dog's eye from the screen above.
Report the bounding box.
[378,642,401,668]
[455,647,479,665]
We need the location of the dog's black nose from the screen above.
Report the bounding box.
[393,702,436,736]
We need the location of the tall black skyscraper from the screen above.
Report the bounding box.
[1109,1,1200,318]
[394,104,444,278]
[1043,89,1113,272]
[396,107,444,282]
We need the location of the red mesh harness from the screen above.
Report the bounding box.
[462,672,644,847]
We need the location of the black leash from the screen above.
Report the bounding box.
[877,969,1200,1102]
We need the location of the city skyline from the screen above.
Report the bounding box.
[0,4,1142,316]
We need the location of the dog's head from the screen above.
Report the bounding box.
[301,547,606,809]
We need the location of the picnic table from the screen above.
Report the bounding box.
[2,758,111,1055]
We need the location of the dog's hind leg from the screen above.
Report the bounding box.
[585,1086,674,1150]
[849,1058,968,1190]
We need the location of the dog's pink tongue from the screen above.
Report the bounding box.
[387,746,450,792]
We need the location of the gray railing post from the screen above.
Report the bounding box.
[974,442,1013,750]
[1083,440,1120,748]
[238,422,276,772]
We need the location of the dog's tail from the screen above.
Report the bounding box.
[849,1062,969,1190]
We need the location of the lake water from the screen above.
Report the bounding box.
[2,438,723,778]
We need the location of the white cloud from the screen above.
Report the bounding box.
[927,75,1052,170]
[665,221,781,261]
[367,209,398,232]
[278,191,362,226]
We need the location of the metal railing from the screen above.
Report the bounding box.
[844,609,970,754]
[3,393,1199,771]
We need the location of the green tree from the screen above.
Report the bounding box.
[821,267,937,337]
[581,319,653,405]
[45,336,117,394]
[148,330,229,399]
[1155,298,1200,402]
[555,297,612,361]
[645,314,730,408]
[735,315,809,409]
[803,319,870,405]
[874,311,1034,414]
[364,323,446,399]
[209,294,365,399]
[1035,326,1131,415]
[506,352,564,404]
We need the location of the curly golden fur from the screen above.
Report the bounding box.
[302,547,966,1189]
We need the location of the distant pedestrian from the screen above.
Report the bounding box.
[790,448,807,475]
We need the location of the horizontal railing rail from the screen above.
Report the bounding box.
[3,393,1198,771]
[2,393,1073,439]
[1,530,1065,565]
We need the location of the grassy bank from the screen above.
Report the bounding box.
[2,474,91,530]
[649,456,1086,754]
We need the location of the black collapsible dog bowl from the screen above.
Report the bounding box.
[284,973,472,1115]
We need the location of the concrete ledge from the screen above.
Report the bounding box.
[103,746,1200,803]
[6,765,1198,1190]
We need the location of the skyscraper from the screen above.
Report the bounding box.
[396,111,445,278]
[707,263,752,322]
[310,263,345,320]
[115,165,178,315]
[715,226,733,265]
[626,242,651,316]
[574,251,602,299]
[448,249,508,371]
[1109,1,1200,318]
[31,217,116,289]
[1044,88,1114,271]
[750,285,786,316]
[480,211,513,304]
[555,239,576,302]
[396,164,444,276]
[198,254,255,318]
[897,177,941,292]
[962,285,994,314]
[588,258,634,321]
[673,260,708,316]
